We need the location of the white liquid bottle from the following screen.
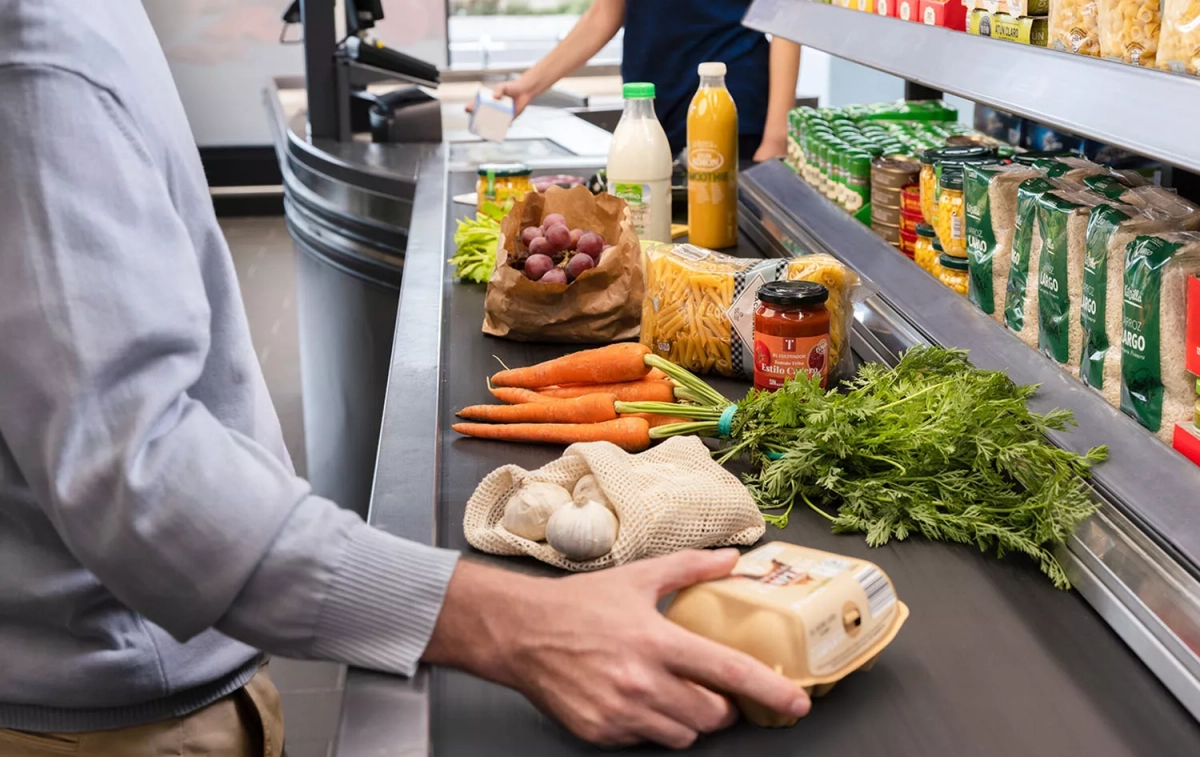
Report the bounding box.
[607,82,673,244]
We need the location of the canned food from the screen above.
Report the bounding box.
[873,219,901,245]
[900,185,922,215]
[872,155,921,191]
[900,228,918,256]
[900,209,923,236]
[871,185,903,208]
[872,203,902,227]
[842,150,872,213]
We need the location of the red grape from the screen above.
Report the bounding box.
[576,232,605,260]
[568,228,584,250]
[527,237,552,257]
[543,213,567,229]
[564,253,595,281]
[540,268,568,284]
[520,226,541,248]
[524,254,554,281]
[544,224,571,252]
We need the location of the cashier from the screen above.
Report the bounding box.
[485,0,801,161]
[0,3,809,755]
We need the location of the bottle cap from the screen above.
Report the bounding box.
[623,82,656,99]
[756,280,829,307]
[698,61,727,77]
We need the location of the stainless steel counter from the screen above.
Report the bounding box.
[267,81,1200,756]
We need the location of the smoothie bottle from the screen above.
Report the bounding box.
[607,82,673,243]
[687,61,739,249]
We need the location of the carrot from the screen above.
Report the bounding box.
[644,368,670,382]
[490,343,651,388]
[622,412,694,429]
[452,417,651,452]
[537,380,675,403]
[489,386,560,405]
[457,393,618,423]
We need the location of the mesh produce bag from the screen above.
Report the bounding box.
[463,437,766,572]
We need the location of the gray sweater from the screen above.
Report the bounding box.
[0,0,459,732]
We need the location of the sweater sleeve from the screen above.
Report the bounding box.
[0,65,458,677]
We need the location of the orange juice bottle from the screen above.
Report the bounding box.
[687,61,739,249]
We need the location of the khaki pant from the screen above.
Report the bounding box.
[0,667,284,757]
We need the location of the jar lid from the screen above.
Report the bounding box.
[477,162,532,177]
[916,223,936,238]
[757,280,829,307]
[623,82,655,99]
[939,252,968,270]
[939,166,964,190]
[932,238,944,251]
[1012,150,1075,165]
[921,145,996,165]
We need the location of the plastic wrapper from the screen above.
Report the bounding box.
[1049,0,1103,53]
[1158,0,1200,74]
[1120,232,1200,442]
[640,244,865,380]
[1097,0,1162,65]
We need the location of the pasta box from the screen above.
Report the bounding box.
[921,0,968,30]
[897,0,922,21]
[967,9,1049,45]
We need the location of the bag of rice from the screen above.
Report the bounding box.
[1032,156,1109,183]
[1120,185,1200,218]
[1120,232,1200,442]
[965,164,1042,321]
[1005,177,1071,346]
[1080,204,1179,406]
[1035,189,1107,373]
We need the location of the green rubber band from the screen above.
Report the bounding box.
[718,406,737,438]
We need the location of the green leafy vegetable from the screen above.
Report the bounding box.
[643,348,1107,589]
[450,214,501,284]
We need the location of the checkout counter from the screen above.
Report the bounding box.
[265,71,1200,755]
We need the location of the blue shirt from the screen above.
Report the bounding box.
[621,0,770,156]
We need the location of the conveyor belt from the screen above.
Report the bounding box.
[425,171,1200,756]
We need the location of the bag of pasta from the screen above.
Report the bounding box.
[1097,0,1162,65]
[1049,0,1103,55]
[640,244,861,380]
[1158,0,1200,75]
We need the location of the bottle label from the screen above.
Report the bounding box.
[612,182,652,237]
[753,332,830,390]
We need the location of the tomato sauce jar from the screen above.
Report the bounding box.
[753,280,832,391]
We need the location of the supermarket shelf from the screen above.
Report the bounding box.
[740,160,1200,577]
[743,0,1200,172]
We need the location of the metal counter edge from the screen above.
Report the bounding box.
[332,144,448,757]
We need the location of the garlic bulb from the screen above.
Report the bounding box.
[502,482,572,541]
[545,498,619,561]
[572,474,614,513]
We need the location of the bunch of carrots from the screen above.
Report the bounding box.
[452,343,715,452]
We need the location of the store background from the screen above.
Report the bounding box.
[143,0,973,151]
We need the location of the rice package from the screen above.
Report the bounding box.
[1079,204,1179,405]
[1035,189,1107,373]
[640,244,861,379]
[965,164,1042,321]
[1004,177,1071,346]
[1120,232,1200,441]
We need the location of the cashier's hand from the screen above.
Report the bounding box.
[465,78,536,118]
[424,549,811,749]
[753,132,789,163]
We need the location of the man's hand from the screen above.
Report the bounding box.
[753,133,789,162]
[465,77,537,118]
[424,549,811,749]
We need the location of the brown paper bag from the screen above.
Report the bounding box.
[482,186,643,343]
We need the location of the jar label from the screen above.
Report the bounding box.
[753,332,830,390]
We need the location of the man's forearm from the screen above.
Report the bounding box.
[518,0,624,96]
[764,38,801,141]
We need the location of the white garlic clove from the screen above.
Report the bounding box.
[545,498,620,561]
[572,474,614,513]
[502,481,573,541]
